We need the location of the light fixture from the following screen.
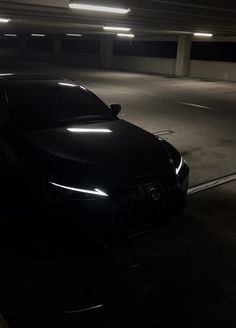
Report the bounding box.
[67,128,112,133]
[0,73,13,76]
[66,33,82,37]
[193,33,213,38]
[31,33,46,37]
[50,182,108,197]
[103,26,131,32]
[176,157,184,175]
[117,33,135,38]
[69,3,130,14]
[0,18,10,23]
[4,34,17,37]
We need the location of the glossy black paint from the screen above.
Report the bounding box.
[0,74,189,242]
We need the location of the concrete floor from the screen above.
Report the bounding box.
[1,61,236,327]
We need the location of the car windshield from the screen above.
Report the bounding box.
[5,83,115,130]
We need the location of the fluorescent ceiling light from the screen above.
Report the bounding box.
[117,33,135,38]
[66,33,82,37]
[4,34,17,37]
[31,33,46,37]
[103,26,131,32]
[67,128,112,133]
[0,73,13,76]
[50,182,108,197]
[58,82,77,87]
[69,3,130,14]
[0,18,10,23]
[193,33,213,38]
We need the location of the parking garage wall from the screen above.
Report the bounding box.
[0,47,19,57]
[25,37,53,62]
[0,37,53,62]
[61,38,100,67]
[112,40,177,75]
[112,40,236,80]
[113,55,176,75]
[190,60,236,81]
[2,39,236,81]
[0,38,20,58]
[62,52,100,67]
[189,41,236,81]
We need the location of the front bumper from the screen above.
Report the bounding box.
[41,164,189,241]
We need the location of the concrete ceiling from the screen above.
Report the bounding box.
[0,0,236,37]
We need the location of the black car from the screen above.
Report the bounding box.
[0,73,189,242]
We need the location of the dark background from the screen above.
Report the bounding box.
[1,38,236,61]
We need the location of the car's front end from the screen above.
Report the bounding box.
[3,76,189,244]
[43,166,188,244]
[27,125,189,243]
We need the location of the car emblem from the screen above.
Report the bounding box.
[149,187,161,201]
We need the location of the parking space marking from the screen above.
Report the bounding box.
[178,102,216,111]
[153,130,175,136]
[117,91,216,112]
[117,90,139,96]
[188,173,236,195]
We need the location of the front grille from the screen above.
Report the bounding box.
[116,181,179,230]
[121,181,161,203]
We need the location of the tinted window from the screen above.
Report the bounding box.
[6,84,114,130]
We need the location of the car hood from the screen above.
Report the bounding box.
[20,120,173,185]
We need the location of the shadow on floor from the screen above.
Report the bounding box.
[1,187,236,328]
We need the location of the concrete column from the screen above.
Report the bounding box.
[100,36,113,69]
[175,34,191,77]
[52,37,62,63]
[18,37,27,59]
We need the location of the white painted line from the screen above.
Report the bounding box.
[116,92,215,111]
[178,101,216,110]
[65,304,103,314]
[117,90,138,96]
[188,173,236,195]
[153,130,175,136]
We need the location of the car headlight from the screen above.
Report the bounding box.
[49,182,108,199]
[175,156,184,175]
[161,140,184,175]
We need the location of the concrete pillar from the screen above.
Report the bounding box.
[100,36,113,69]
[175,34,191,77]
[18,37,27,59]
[52,37,62,63]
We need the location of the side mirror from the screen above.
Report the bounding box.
[110,103,121,116]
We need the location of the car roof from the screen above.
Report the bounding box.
[0,73,78,87]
